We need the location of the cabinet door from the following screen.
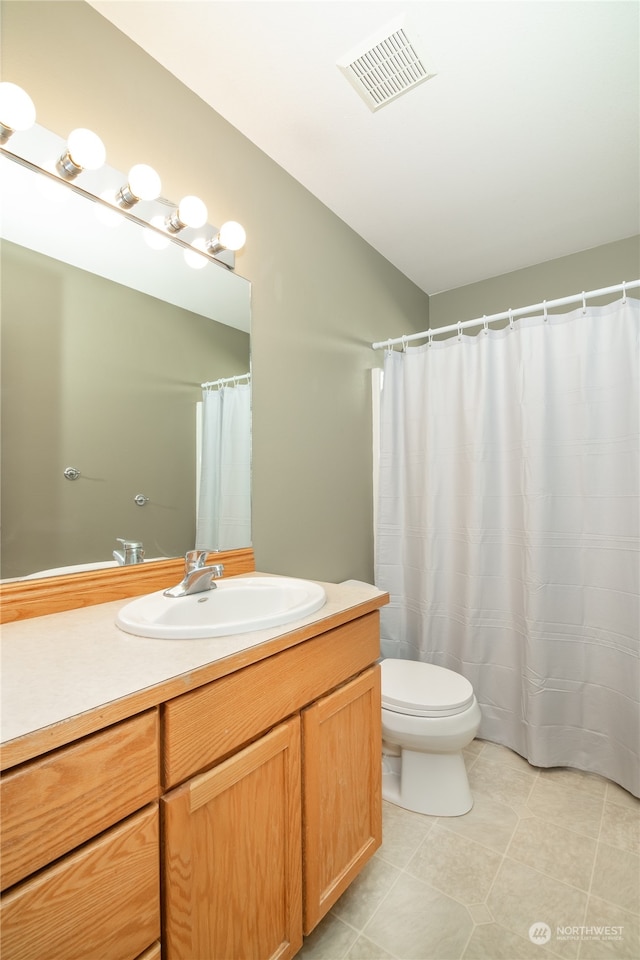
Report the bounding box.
[302,665,382,933]
[163,718,302,960]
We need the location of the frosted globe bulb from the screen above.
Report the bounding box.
[178,195,207,229]
[0,82,36,138]
[127,164,161,202]
[218,221,246,252]
[67,128,106,171]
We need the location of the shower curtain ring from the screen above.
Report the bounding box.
[582,292,587,314]
[543,300,548,322]
[622,281,627,303]
[402,335,408,352]
[483,316,489,335]
[508,309,514,330]
[428,332,433,347]
[457,322,462,341]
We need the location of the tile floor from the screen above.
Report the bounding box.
[296,740,639,960]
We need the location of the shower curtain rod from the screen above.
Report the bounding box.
[201,372,251,389]
[372,279,640,351]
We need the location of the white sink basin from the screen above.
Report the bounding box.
[116,576,327,639]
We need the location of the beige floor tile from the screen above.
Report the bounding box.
[527,779,604,840]
[464,738,486,760]
[468,903,493,924]
[363,872,473,960]
[345,936,396,960]
[488,857,588,959]
[599,800,640,854]
[476,741,539,775]
[437,790,520,854]
[577,895,640,959]
[507,816,597,891]
[296,913,358,959]
[538,767,609,801]
[378,800,436,869]
[590,842,640,915]
[407,824,502,905]
[331,856,401,930]
[468,757,538,809]
[462,922,561,959]
[605,781,640,811]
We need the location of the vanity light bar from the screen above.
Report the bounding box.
[0,82,246,268]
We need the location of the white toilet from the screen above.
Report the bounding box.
[381,658,481,817]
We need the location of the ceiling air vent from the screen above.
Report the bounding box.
[338,18,436,112]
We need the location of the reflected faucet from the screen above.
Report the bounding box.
[163,550,224,598]
[113,538,145,566]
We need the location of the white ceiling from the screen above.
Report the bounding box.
[89,0,639,295]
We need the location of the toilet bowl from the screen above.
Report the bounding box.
[381,658,481,817]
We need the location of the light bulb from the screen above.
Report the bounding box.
[217,220,246,252]
[184,238,209,270]
[57,128,106,178]
[117,163,161,206]
[0,82,36,142]
[165,195,207,232]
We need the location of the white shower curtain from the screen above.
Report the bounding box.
[196,382,251,551]
[375,297,640,796]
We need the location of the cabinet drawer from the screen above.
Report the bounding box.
[0,710,159,890]
[0,803,160,960]
[163,611,380,787]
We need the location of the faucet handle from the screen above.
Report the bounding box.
[185,549,210,572]
[116,538,143,550]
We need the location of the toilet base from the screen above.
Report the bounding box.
[382,748,473,817]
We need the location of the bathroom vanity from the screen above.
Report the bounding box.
[0,561,388,960]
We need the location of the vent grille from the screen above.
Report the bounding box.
[338,21,435,111]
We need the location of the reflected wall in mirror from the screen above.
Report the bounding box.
[0,124,251,580]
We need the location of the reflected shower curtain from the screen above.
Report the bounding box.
[196,382,251,551]
[375,298,640,795]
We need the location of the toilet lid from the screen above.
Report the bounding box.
[381,658,475,717]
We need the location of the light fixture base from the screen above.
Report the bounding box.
[0,123,14,145]
[116,184,137,208]
[56,151,83,180]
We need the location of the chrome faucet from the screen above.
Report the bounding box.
[163,549,224,598]
[113,538,145,566]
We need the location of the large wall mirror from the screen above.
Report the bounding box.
[1,123,251,581]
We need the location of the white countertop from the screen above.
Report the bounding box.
[1,577,385,748]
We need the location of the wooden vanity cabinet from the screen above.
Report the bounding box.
[161,613,382,958]
[0,713,161,960]
[1,603,384,960]
[163,719,303,960]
